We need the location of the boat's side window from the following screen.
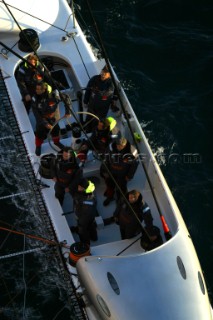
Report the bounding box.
[107,272,120,295]
[198,271,205,295]
[176,256,187,279]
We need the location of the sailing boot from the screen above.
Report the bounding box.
[53,136,64,150]
[35,136,43,156]
[35,146,41,156]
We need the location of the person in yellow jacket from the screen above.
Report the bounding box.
[77,116,119,162]
[72,178,98,244]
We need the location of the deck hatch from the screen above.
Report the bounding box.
[107,272,120,295]
[177,256,187,279]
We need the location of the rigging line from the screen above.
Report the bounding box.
[85,0,172,240]
[3,2,154,242]
[0,135,14,141]
[1,2,67,32]
[72,37,90,79]
[1,1,59,86]
[3,272,38,309]
[3,0,90,88]
[2,0,46,69]
[0,246,47,260]
[2,0,26,34]
[1,277,17,314]
[22,235,27,320]
[0,216,29,251]
[0,226,69,248]
[52,304,67,320]
[116,236,142,256]
[73,2,100,52]
[46,96,149,238]
[47,111,99,152]
[1,4,89,123]
[52,285,83,320]
[46,110,144,235]
[0,42,37,70]
[83,1,152,237]
[0,191,31,200]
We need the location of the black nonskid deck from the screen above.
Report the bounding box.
[0,69,88,320]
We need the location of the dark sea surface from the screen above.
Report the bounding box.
[0,0,213,319]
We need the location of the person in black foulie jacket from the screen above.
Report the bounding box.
[32,82,71,156]
[83,65,118,132]
[113,190,154,240]
[51,147,83,206]
[72,178,98,244]
[100,137,138,206]
[16,54,48,113]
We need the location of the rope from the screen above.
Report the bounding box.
[47,111,100,152]
[116,236,142,256]
[1,276,17,314]
[0,226,69,248]
[84,0,172,240]
[1,2,68,32]
[22,235,27,320]
[3,273,38,309]
[52,305,67,320]
[0,246,46,260]
[0,135,14,141]
[0,191,31,201]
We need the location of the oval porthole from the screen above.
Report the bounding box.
[96,294,111,317]
[198,271,205,295]
[177,256,187,279]
[107,272,120,295]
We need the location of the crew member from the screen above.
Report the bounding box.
[113,190,154,239]
[32,82,71,156]
[77,116,119,162]
[72,178,98,244]
[100,137,138,206]
[51,147,83,206]
[83,65,118,132]
[16,54,48,113]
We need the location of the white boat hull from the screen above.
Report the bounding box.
[0,0,212,319]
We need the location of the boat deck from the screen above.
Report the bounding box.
[25,58,167,254]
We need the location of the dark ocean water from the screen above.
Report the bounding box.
[0,0,213,319]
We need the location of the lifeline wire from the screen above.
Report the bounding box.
[22,235,27,320]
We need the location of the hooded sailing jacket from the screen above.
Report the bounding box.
[51,152,82,191]
[103,140,139,180]
[16,61,45,97]
[83,75,116,118]
[113,193,154,235]
[32,91,71,127]
[73,181,96,218]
